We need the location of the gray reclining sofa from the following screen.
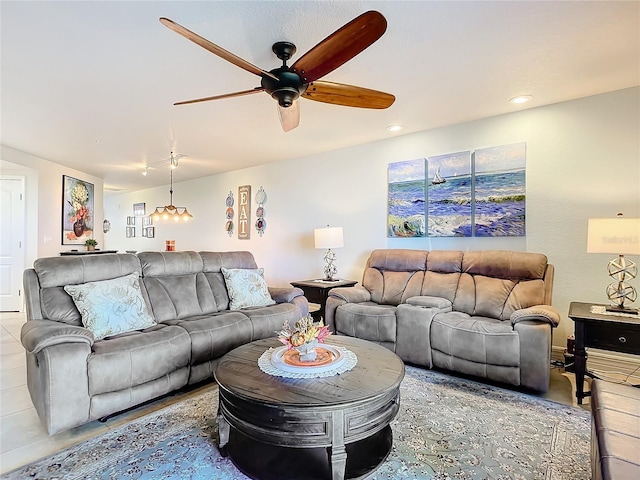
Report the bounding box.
[325,249,560,392]
[22,251,308,434]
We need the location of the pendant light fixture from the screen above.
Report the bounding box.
[151,152,193,222]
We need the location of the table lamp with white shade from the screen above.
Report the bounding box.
[314,226,344,281]
[587,214,640,314]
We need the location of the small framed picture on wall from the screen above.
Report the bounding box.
[145,227,155,238]
[126,227,135,238]
[127,216,136,226]
[133,203,146,216]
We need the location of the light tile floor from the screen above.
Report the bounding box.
[0,311,588,475]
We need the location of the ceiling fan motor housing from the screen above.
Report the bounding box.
[261,67,307,108]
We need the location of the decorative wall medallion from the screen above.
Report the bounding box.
[225,191,234,237]
[255,186,266,237]
[255,187,266,205]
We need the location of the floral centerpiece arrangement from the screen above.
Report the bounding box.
[277,315,332,362]
[68,182,91,238]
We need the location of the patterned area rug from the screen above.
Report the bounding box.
[5,367,590,479]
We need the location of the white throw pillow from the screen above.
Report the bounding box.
[64,272,156,340]
[221,267,276,310]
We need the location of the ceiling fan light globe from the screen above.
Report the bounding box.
[270,86,299,108]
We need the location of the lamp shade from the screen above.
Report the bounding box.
[587,217,640,255]
[314,227,344,249]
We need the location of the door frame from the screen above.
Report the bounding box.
[0,175,26,311]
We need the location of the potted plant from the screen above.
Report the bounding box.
[84,238,98,251]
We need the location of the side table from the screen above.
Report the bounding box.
[290,279,357,322]
[568,301,640,404]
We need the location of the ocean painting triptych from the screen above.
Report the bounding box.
[388,142,526,238]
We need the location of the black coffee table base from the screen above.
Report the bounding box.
[226,425,393,480]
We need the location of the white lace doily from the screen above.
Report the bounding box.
[590,305,640,318]
[258,346,358,378]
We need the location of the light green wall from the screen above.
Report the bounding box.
[3,87,638,349]
[105,87,640,347]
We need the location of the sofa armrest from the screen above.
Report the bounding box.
[21,319,94,354]
[406,296,453,310]
[511,305,560,328]
[269,286,304,304]
[328,285,371,303]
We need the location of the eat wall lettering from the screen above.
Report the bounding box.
[238,185,251,239]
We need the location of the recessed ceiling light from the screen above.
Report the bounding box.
[510,95,533,105]
[386,124,404,132]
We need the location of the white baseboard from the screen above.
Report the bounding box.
[552,345,640,382]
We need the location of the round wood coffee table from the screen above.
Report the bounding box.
[214,335,405,480]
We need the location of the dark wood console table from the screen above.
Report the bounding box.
[568,301,640,404]
[60,249,118,256]
[290,279,357,321]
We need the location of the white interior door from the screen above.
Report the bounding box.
[0,176,25,311]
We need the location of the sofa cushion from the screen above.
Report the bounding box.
[240,302,302,339]
[462,250,548,280]
[64,273,156,340]
[364,249,427,305]
[88,324,190,395]
[33,253,141,326]
[143,273,216,321]
[334,302,397,343]
[430,311,519,367]
[171,312,253,364]
[222,267,275,310]
[138,251,219,320]
[138,251,204,277]
[199,251,263,312]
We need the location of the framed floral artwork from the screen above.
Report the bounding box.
[62,175,94,245]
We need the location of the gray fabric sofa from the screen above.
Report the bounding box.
[325,249,560,392]
[21,251,308,434]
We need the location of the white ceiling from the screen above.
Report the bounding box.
[2,1,638,194]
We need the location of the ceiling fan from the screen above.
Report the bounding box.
[159,11,395,132]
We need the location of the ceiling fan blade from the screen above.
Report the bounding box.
[292,11,387,83]
[302,81,394,109]
[174,87,264,106]
[160,17,278,81]
[278,100,300,132]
